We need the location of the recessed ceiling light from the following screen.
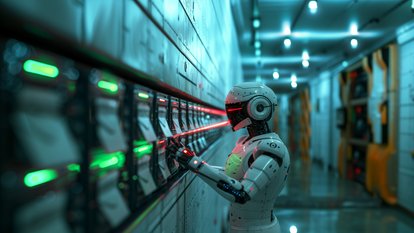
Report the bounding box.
[253,18,261,29]
[255,49,261,56]
[284,38,291,49]
[350,38,358,49]
[302,59,310,68]
[302,50,310,60]
[308,0,318,14]
[283,23,291,35]
[411,0,414,12]
[272,71,279,79]
[291,74,297,82]
[350,23,358,35]
[291,81,298,89]
[289,225,298,233]
[254,41,261,49]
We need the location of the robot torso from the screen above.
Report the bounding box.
[224,132,290,233]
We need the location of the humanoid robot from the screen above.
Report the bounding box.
[168,82,290,233]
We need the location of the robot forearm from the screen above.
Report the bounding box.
[186,156,251,204]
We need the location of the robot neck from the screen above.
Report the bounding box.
[247,121,270,139]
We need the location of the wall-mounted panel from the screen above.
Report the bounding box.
[1,0,83,42]
[398,31,414,212]
[123,1,149,74]
[84,0,123,59]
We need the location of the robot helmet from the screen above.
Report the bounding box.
[225,82,278,131]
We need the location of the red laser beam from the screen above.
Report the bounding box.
[173,120,230,138]
[226,107,242,112]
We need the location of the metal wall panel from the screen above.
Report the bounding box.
[1,0,83,42]
[147,20,166,81]
[397,28,414,212]
[84,0,124,59]
[310,72,333,169]
[330,72,342,170]
[123,0,149,74]
[398,171,414,212]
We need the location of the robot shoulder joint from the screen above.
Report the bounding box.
[253,139,287,167]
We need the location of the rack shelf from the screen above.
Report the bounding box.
[349,138,369,147]
[350,98,368,106]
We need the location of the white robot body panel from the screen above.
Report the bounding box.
[170,83,289,233]
[227,133,289,232]
[225,133,288,181]
[185,132,289,233]
[225,82,278,105]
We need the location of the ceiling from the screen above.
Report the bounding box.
[231,0,414,93]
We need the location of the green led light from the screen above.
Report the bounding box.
[99,157,119,168]
[24,169,58,187]
[67,163,80,172]
[133,140,149,147]
[133,144,153,159]
[90,149,125,170]
[138,92,149,99]
[23,59,59,78]
[67,82,76,92]
[97,80,118,94]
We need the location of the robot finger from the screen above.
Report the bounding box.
[166,144,179,154]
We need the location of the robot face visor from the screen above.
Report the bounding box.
[225,102,249,128]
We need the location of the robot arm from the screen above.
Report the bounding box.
[187,152,279,204]
[168,139,281,204]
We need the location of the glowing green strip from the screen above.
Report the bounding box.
[133,140,148,147]
[67,163,80,172]
[23,59,59,78]
[24,169,58,187]
[138,92,149,99]
[90,150,125,170]
[133,144,153,159]
[97,80,118,94]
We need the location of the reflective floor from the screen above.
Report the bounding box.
[275,159,414,233]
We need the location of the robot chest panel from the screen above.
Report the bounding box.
[224,141,256,180]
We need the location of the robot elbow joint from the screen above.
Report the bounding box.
[235,192,251,204]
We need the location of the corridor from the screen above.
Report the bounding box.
[276,159,414,233]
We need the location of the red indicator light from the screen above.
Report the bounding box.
[159,98,166,103]
[350,71,358,79]
[183,149,188,154]
[227,107,242,112]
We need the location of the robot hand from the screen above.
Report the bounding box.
[167,138,196,169]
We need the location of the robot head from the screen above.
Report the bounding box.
[225,82,278,131]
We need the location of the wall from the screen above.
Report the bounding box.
[309,72,329,168]
[396,23,414,212]
[1,0,243,108]
[309,71,341,170]
[277,94,290,145]
[330,72,342,171]
[0,0,243,232]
